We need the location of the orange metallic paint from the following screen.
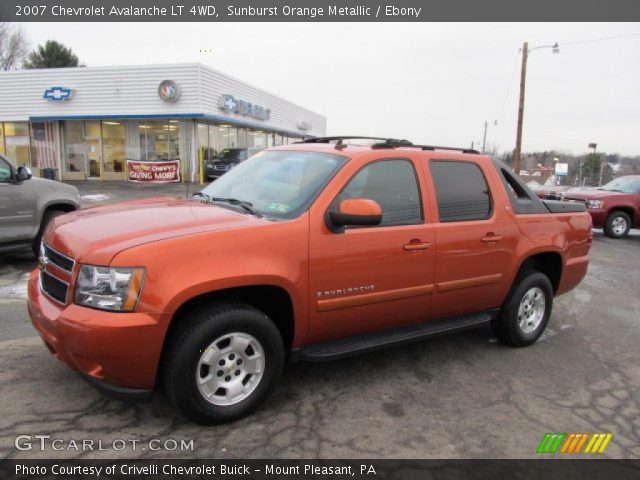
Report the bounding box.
[27,144,591,391]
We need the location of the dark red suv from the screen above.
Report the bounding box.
[562,175,640,238]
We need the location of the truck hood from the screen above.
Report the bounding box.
[563,189,627,201]
[45,196,268,265]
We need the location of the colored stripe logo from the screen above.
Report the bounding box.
[537,433,612,454]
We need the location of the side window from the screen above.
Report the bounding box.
[0,157,12,183]
[332,159,423,226]
[430,160,492,222]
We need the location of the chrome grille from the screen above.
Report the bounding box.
[40,243,74,305]
[43,244,74,272]
[40,271,69,304]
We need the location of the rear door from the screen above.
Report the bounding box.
[426,158,515,319]
[0,156,36,243]
[307,155,436,344]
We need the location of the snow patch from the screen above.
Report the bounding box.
[0,272,30,300]
[81,194,110,202]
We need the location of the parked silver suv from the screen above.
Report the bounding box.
[0,155,80,255]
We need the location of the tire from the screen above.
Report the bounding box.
[604,210,631,238]
[32,209,65,256]
[162,302,285,424]
[493,271,553,347]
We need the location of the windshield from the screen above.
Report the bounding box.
[600,177,640,194]
[218,149,245,161]
[199,150,347,218]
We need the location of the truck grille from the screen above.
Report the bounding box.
[40,271,69,304]
[40,244,75,305]
[43,244,74,272]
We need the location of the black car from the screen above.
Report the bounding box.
[206,148,257,179]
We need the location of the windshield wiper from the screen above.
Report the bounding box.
[209,197,260,216]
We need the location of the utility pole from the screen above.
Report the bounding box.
[482,120,497,155]
[482,121,488,154]
[514,42,528,176]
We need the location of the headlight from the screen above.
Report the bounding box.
[586,200,603,209]
[75,265,145,312]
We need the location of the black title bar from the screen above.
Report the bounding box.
[1,0,640,22]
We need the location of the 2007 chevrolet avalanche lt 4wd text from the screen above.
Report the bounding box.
[27,137,592,424]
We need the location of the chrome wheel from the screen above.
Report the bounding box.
[196,332,265,406]
[517,287,546,334]
[611,216,628,236]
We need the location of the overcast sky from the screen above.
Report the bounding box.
[21,22,640,155]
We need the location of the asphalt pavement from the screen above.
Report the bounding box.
[0,186,638,459]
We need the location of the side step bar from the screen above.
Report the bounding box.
[295,310,498,362]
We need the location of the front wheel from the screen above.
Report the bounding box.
[163,302,284,424]
[604,210,631,238]
[493,271,553,347]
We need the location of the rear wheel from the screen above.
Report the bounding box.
[604,210,631,238]
[493,271,553,347]
[32,209,65,256]
[163,302,284,424]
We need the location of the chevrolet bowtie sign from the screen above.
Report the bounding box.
[43,86,74,101]
[219,94,271,121]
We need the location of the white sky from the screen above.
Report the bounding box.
[20,22,640,155]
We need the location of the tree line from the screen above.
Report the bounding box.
[0,22,81,70]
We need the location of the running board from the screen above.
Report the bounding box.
[295,310,497,362]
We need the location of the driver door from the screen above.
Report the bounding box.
[0,157,36,243]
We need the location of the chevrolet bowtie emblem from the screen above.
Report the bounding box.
[43,86,74,101]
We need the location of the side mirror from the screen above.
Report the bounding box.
[16,166,32,182]
[328,198,382,232]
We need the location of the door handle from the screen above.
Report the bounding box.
[403,240,431,251]
[481,233,503,243]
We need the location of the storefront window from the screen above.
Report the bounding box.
[169,120,180,161]
[227,126,237,148]
[0,123,4,156]
[85,121,101,177]
[248,130,267,151]
[139,120,180,161]
[102,121,125,172]
[236,128,248,148]
[64,121,85,173]
[274,134,283,146]
[30,122,57,169]
[3,122,30,166]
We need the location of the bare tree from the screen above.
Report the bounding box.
[0,23,29,70]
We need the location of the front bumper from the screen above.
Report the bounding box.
[27,269,162,400]
[585,209,607,227]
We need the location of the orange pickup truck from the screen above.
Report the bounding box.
[28,137,592,424]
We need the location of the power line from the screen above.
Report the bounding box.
[561,31,640,47]
[496,49,520,121]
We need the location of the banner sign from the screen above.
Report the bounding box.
[127,160,180,183]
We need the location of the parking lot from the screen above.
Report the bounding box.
[0,185,638,459]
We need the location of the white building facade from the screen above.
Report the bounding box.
[0,63,326,182]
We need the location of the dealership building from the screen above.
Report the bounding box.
[0,63,326,182]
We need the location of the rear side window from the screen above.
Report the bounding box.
[430,160,492,222]
[333,159,423,226]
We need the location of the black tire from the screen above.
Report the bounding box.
[604,210,631,239]
[162,302,284,425]
[493,271,553,347]
[32,209,65,256]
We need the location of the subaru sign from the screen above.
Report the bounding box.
[219,94,271,121]
[43,86,73,101]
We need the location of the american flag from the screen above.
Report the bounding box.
[32,122,57,169]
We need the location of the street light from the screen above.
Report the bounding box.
[513,42,560,176]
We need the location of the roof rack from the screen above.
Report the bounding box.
[414,145,479,154]
[296,136,479,154]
